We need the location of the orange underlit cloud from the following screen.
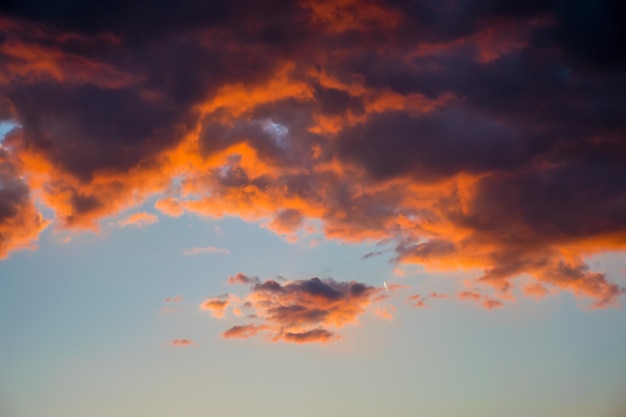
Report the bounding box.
[170,339,194,347]
[118,212,159,228]
[0,0,624,313]
[204,274,386,343]
[458,291,504,310]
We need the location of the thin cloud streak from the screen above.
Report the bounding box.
[118,212,159,228]
[183,246,230,256]
[169,339,194,347]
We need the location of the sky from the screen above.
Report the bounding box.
[0,0,626,416]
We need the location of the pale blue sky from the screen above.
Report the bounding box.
[1,210,625,417]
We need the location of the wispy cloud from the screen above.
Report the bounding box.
[458,291,504,310]
[409,292,448,308]
[118,212,159,228]
[183,246,230,256]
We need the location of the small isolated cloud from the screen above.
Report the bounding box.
[183,246,230,256]
[165,295,183,303]
[170,339,194,347]
[202,274,384,344]
[228,273,260,285]
[199,294,231,318]
[118,212,159,228]
[458,291,504,310]
[409,292,448,308]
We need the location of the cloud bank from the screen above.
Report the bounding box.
[1,0,625,307]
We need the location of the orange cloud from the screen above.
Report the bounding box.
[199,295,231,318]
[228,273,259,285]
[458,291,504,310]
[0,20,135,88]
[1,1,624,314]
[155,198,185,217]
[223,324,268,339]
[0,148,50,259]
[170,339,194,347]
[408,292,448,308]
[523,282,549,300]
[374,305,396,320]
[204,275,385,343]
[118,212,159,228]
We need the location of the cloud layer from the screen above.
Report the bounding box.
[1,0,625,307]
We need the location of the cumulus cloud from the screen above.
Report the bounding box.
[199,295,231,318]
[0,0,624,309]
[204,274,384,343]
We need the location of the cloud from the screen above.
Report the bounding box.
[523,282,549,300]
[279,328,335,344]
[409,292,448,308]
[374,305,396,320]
[0,148,50,258]
[164,295,183,303]
[202,275,384,343]
[0,0,624,310]
[223,324,268,339]
[228,273,260,285]
[169,339,194,347]
[458,291,504,310]
[118,212,159,228]
[199,295,231,318]
[155,198,185,217]
[183,246,230,256]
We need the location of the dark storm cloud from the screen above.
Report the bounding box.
[336,109,524,181]
[0,0,624,309]
[7,82,194,180]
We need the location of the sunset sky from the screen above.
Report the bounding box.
[1,1,626,416]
